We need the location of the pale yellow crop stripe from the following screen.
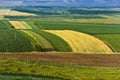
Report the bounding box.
[9,21,32,29]
[21,30,54,50]
[9,21,27,29]
[45,30,113,53]
[20,21,32,29]
[0,9,36,16]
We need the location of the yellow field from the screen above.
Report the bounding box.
[9,21,32,29]
[45,30,113,53]
[9,21,27,29]
[0,9,36,16]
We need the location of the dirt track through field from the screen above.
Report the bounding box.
[0,52,120,67]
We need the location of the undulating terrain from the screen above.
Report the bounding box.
[0,3,120,79]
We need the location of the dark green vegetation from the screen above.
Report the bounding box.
[0,58,120,80]
[0,29,57,52]
[0,21,13,29]
[12,7,69,15]
[68,8,120,14]
[0,7,120,80]
[4,14,105,21]
[0,73,63,80]
[12,7,120,15]
[0,30,34,52]
[26,21,120,34]
[34,30,72,52]
[6,7,115,20]
[94,34,120,52]
[25,21,120,52]
[0,20,120,52]
[21,30,54,52]
[0,29,72,52]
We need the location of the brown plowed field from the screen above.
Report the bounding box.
[0,52,119,67]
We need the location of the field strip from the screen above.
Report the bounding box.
[9,21,27,29]
[34,30,72,52]
[9,21,33,29]
[21,30,54,51]
[0,9,36,16]
[0,52,119,67]
[45,30,113,53]
[20,21,32,29]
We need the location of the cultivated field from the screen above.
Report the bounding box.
[45,30,112,53]
[27,21,120,34]
[0,53,120,80]
[21,30,54,51]
[0,9,36,16]
[9,21,28,29]
[35,30,72,52]
[94,34,120,52]
[0,20,119,53]
[0,30,34,52]
[0,7,120,80]
[20,21,32,29]
[0,52,120,67]
[0,21,12,29]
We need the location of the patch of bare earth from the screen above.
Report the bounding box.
[0,52,120,67]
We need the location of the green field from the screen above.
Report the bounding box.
[0,59,120,80]
[0,73,63,80]
[26,21,120,34]
[25,21,120,52]
[94,34,120,52]
[19,21,33,29]
[34,30,72,52]
[21,30,54,52]
[0,7,120,80]
[0,21,13,29]
[0,20,119,52]
[0,30,34,52]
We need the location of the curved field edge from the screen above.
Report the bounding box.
[34,30,72,52]
[94,34,120,52]
[45,30,113,53]
[21,30,54,52]
[0,58,120,80]
[19,21,33,29]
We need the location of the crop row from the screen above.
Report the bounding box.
[0,30,34,52]
[26,21,120,34]
[0,20,119,52]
